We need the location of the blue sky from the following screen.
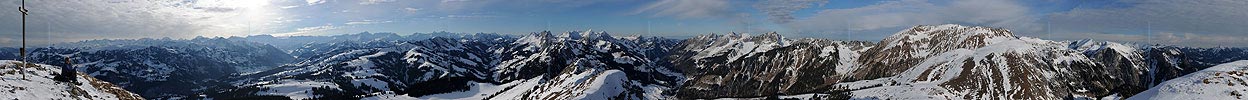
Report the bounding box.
[1,0,1246,47]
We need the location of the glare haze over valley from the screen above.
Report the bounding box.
[1,0,1248,100]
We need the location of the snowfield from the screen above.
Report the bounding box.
[0,60,142,100]
[1130,60,1248,100]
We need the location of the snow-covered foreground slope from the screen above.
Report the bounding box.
[0,60,142,100]
[1129,60,1248,100]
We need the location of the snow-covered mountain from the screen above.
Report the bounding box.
[666,32,872,99]
[833,24,1246,99]
[664,24,1247,99]
[205,31,682,99]
[0,60,142,100]
[837,24,1122,99]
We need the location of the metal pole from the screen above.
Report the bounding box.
[18,0,29,79]
[20,0,26,63]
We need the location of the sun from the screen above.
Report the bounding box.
[185,0,282,37]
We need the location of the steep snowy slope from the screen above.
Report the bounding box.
[1129,60,1248,100]
[0,60,142,100]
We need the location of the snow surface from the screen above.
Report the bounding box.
[1129,60,1248,100]
[0,60,141,100]
[410,70,635,100]
[254,80,341,100]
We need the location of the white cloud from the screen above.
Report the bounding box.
[360,0,396,5]
[344,20,392,25]
[633,0,734,19]
[0,37,11,45]
[754,0,826,23]
[306,0,326,5]
[438,14,503,20]
[404,7,422,13]
[275,24,340,36]
[786,0,1037,35]
[297,25,339,31]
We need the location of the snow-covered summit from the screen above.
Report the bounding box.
[878,24,1015,51]
[0,60,142,100]
[853,24,1021,80]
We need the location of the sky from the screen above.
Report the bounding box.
[0,0,1245,47]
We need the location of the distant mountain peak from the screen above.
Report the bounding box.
[557,31,583,39]
[876,24,1016,51]
[754,31,786,44]
[585,31,614,40]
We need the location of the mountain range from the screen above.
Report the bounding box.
[2,24,1247,99]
